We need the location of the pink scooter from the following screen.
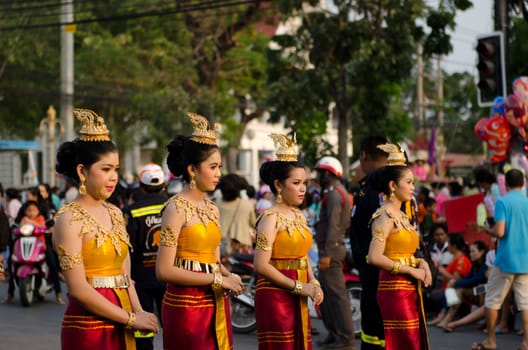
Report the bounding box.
[10,224,50,306]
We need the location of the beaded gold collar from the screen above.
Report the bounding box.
[260,207,310,238]
[56,201,131,256]
[164,195,219,227]
[369,205,416,233]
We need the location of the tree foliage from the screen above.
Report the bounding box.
[267,0,472,170]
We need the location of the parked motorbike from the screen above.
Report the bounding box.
[229,252,256,334]
[10,223,52,306]
[228,252,362,335]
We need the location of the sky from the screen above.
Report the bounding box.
[443,1,494,74]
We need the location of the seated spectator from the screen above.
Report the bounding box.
[439,240,489,328]
[429,233,472,325]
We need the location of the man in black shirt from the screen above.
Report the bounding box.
[349,136,388,350]
[123,163,167,350]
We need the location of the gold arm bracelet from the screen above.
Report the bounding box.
[212,272,223,291]
[291,280,303,295]
[309,279,321,287]
[125,312,136,330]
[390,261,401,275]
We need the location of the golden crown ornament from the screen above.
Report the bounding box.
[377,143,407,166]
[188,112,218,145]
[74,108,110,142]
[269,133,298,162]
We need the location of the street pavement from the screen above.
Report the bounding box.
[0,280,523,349]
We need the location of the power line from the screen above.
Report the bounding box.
[0,0,259,31]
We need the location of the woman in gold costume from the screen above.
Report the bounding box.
[253,134,324,350]
[53,109,159,350]
[367,143,432,350]
[155,113,244,350]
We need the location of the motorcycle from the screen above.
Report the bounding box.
[228,252,362,335]
[10,223,52,306]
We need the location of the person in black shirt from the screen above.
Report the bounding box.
[349,136,388,350]
[123,163,168,350]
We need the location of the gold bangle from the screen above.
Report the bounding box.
[212,272,223,291]
[309,279,321,287]
[390,261,401,275]
[291,280,303,295]
[125,312,136,330]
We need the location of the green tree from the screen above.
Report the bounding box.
[267,0,473,171]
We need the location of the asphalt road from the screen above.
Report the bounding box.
[0,280,523,349]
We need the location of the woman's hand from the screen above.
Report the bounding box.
[419,260,433,288]
[310,285,324,305]
[221,274,245,296]
[410,267,426,284]
[446,279,455,288]
[133,311,159,333]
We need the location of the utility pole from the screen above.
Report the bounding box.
[417,44,424,134]
[60,0,75,141]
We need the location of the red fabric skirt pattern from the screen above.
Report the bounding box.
[255,268,311,350]
[61,288,134,350]
[161,283,233,350]
[377,271,430,350]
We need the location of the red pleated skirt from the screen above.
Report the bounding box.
[255,268,311,350]
[61,288,135,350]
[377,270,430,350]
[161,283,233,350]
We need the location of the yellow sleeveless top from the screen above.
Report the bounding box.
[371,206,419,261]
[259,208,312,259]
[56,201,131,277]
[162,195,221,265]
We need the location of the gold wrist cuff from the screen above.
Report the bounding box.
[125,312,136,330]
[309,279,321,287]
[291,280,303,295]
[212,272,223,291]
[390,261,401,275]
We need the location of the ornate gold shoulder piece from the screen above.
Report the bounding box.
[377,143,406,166]
[74,108,110,142]
[188,112,218,145]
[269,133,298,162]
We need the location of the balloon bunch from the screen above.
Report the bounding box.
[474,96,511,163]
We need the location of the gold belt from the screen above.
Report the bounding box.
[390,256,420,268]
[87,274,130,289]
[174,258,219,273]
[270,258,308,270]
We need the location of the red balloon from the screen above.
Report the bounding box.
[474,117,490,140]
[485,116,511,163]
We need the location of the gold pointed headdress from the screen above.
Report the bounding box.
[377,143,407,166]
[269,133,298,162]
[74,108,110,142]
[188,112,218,145]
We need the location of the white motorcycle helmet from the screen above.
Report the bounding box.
[315,156,343,177]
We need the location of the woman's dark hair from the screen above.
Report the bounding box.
[218,173,249,202]
[448,233,468,253]
[259,160,305,194]
[166,135,219,183]
[471,240,489,267]
[56,139,118,182]
[429,222,448,238]
[246,185,256,199]
[367,165,410,196]
[6,188,20,200]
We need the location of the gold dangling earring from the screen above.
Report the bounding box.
[389,191,395,201]
[79,177,87,195]
[276,190,283,204]
[189,174,196,190]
